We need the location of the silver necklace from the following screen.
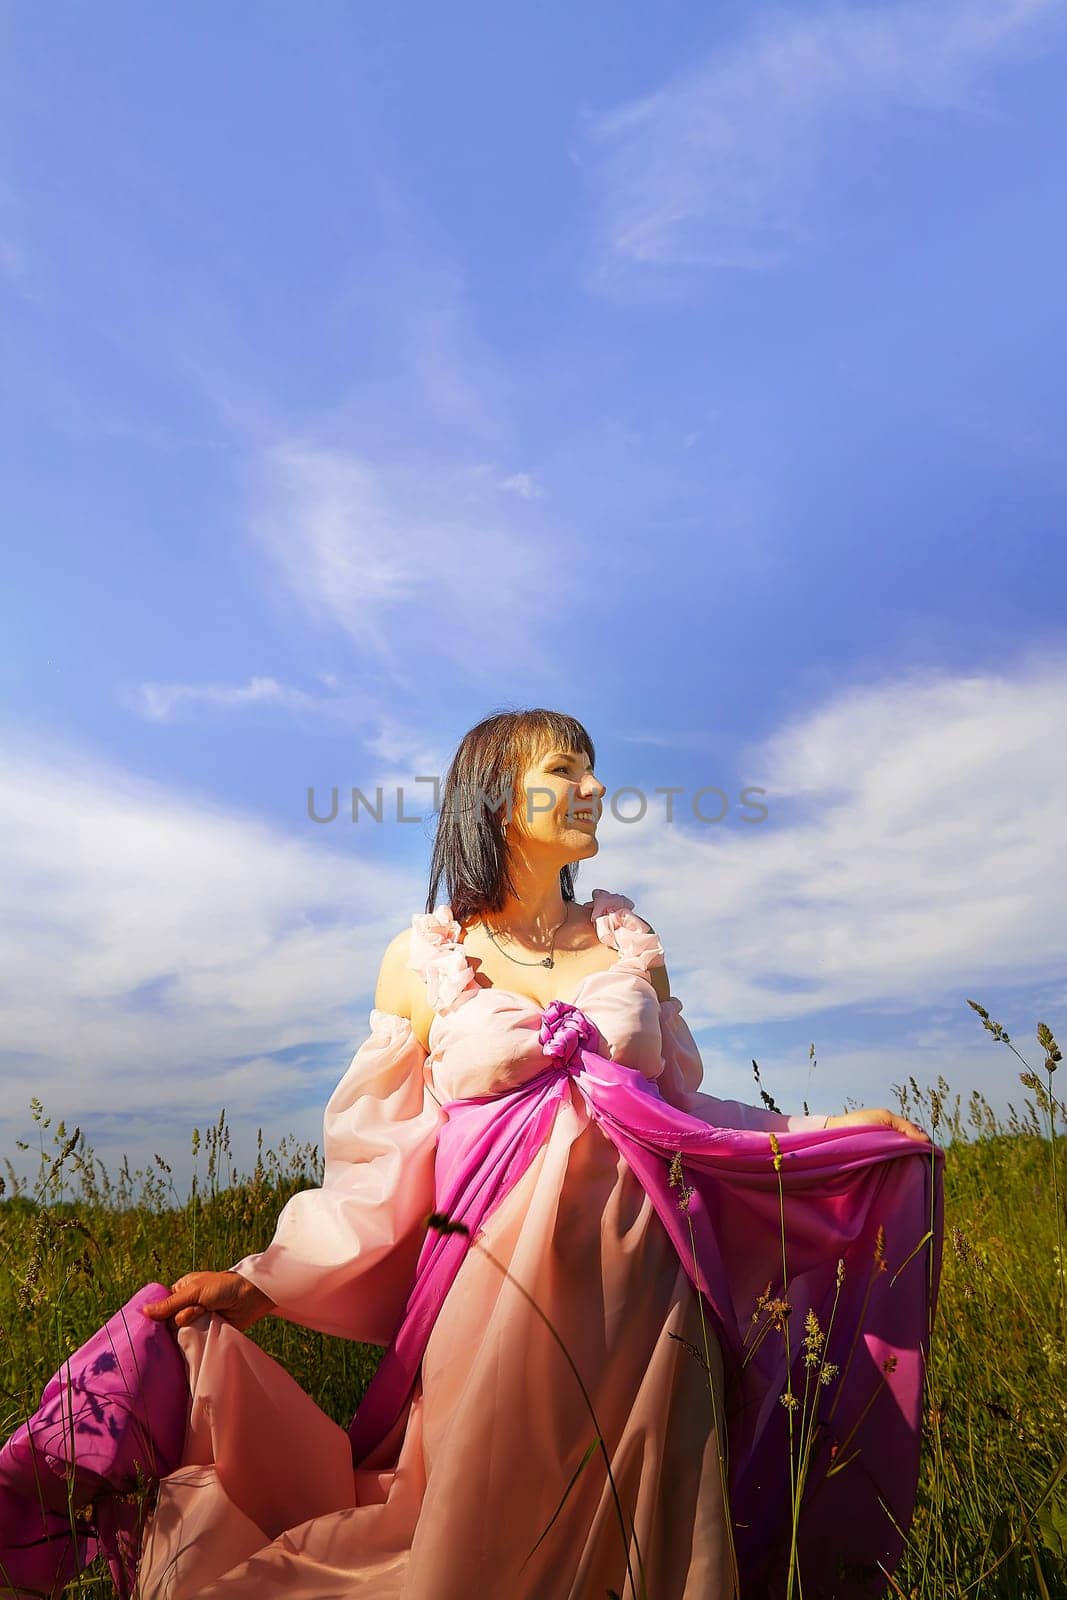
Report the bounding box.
[482,911,570,969]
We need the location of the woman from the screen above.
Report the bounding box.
[0,708,942,1600]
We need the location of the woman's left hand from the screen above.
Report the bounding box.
[825,1107,931,1142]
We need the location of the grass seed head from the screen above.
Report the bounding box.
[873,1224,887,1272]
[1038,1022,1061,1073]
[803,1305,825,1366]
[668,1151,694,1210]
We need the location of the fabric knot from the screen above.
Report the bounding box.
[538,1000,598,1070]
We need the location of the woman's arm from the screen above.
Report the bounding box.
[651,959,829,1130]
[651,962,927,1140]
[144,934,447,1344]
[141,1269,275,1331]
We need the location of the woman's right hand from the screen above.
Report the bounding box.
[140,1271,275,1332]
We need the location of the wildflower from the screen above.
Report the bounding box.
[780,1391,800,1412]
[766,1296,792,1333]
[768,1131,782,1173]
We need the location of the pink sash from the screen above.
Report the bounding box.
[0,1281,189,1598]
[348,1001,944,1598]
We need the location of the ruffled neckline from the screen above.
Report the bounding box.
[408,887,665,1018]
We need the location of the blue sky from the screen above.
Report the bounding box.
[2,0,1066,1198]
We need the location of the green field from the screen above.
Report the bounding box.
[3,1005,1064,1598]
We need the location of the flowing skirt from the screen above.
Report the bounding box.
[1,1015,942,1599]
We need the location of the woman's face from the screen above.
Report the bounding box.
[509,743,606,861]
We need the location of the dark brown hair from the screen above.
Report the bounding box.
[426,707,596,924]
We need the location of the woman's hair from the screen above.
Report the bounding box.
[426,707,596,923]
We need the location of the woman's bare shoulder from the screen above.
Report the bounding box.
[373,926,418,1019]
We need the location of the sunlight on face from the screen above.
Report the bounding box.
[510,743,606,858]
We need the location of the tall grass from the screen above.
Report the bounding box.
[1,1004,1064,1597]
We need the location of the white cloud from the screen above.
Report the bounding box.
[0,726,423,1188]
[581,0,1065,288]
[453,462,545,502]
[396,264,513,435]
[244,439,576,686]
[497,472,544,501]
[362,716,453,783]
[119,181,572,692]
[590,654,1067,1040]
[6,656,1063,1195]
[687,1034,1037,1136]
[130,675,339,723]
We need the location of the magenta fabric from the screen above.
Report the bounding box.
[0,1280,189,1599]
[349,999,944,1599]
[1,950,944,1599]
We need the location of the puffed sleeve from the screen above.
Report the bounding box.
[229,1008,447,1345]
[657,995,830,1132]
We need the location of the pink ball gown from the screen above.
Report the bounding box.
[0,888,944,1599]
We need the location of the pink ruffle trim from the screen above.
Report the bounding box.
[407,906,481,1011]
[588,888,666,975]
[368,1006,419,1043]
[407,890,665,1013]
